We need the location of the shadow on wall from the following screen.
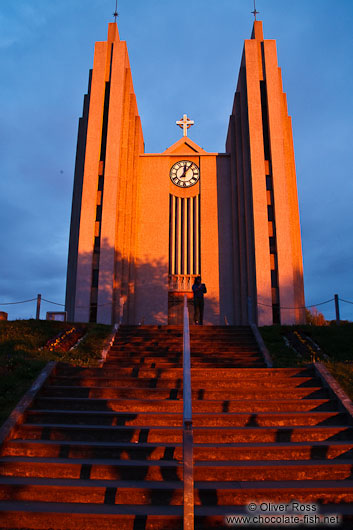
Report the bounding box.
[257,265,306,326]
[69,239,221,325]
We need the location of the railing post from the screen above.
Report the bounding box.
[183,294,194,529]
[247,296,253,325]
[36,294,41,320]
[334,294,340,325]
[119,296,126,326]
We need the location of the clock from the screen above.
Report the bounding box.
[170,160,199,188]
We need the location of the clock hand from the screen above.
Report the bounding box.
[184,163,193,178]
[180,163,189,179]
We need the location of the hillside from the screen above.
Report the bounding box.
[0,320,112,425]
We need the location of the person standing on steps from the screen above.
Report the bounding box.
[192,276,207,325]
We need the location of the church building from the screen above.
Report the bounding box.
[65,18,305,326]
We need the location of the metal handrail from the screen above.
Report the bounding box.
[183,294,194,529]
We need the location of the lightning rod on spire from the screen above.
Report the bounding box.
[113,0,118,22]
[251,0,260,20]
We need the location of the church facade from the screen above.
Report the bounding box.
[65,20,305,326]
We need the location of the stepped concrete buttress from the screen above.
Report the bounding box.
[0,325,353,528]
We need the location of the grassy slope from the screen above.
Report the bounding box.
[0,320,112,426]
[259,325,303,367]
[260,323,353,398]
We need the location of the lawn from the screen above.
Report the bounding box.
[0,319,112,426]
[259,323,353,398]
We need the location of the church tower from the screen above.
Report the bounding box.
[226,20,305,325]
[66,23,144,325]
[66,19,305,326]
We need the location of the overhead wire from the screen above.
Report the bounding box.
[0,296,352,311]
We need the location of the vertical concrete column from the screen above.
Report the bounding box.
[216,155,235,324]
[281,92,305,321]
[96,29,144,324]
[233,86,249,324]
[97,39,127,324]
[200,155,220,324]
[126,117,145,324]
[113,72,142,323]
[183,198,188,275]
[112,71,132,318]
[189,197,194,275]
[176,197,182,274]
[195,196,200,275]
[225,114,242,324]
[170,196,176,275]
[66,71,92,321]
[114,92,138,321]
[263,40,296,324]
[244,39,272,325]
[75,41,108,323]
[134,155,170,325]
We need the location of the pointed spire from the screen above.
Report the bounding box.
[108,22,120,42]
[251,20,264,41]
[108,1,120,43]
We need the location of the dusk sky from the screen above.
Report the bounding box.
[1,0,352,322]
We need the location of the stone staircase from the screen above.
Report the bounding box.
[0,325,352,528]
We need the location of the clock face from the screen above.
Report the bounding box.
[170,160,200,188]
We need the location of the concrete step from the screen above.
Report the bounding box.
[32,396,335,412]
[104,362,266,369]
[191,480,353,504]
[102,362,183,369]
[41,382,325,399]
[53,365,315,378]
[118,324,250,331]
[102,361,265,369]
[0,477,184,505]
[3,439,353,461]
[41,381,322,399]
[105,354,183,360]
[26,410,183,427]
[193,460,353,481]
[45,379,330,398]
[39,387,183,400]
[24,410,346,427]
[54,367,278,379]
[109,348,261,356]
[0,502,184,530]
[43,379,325,395]
[48,376,185,389]
[1,439,183,460]
[1,501,352,530]
[105,360,266,368]
[0,457,182,480]
[13,424,353,444]
[192,441,353,461]
[1,456,352,482]
[0,477,353,505]
[2,324,351,526]
[46,378,319,390]
[113,344,255,351]
[113,337,257,343]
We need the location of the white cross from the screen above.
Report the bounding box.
[176,114,195,137]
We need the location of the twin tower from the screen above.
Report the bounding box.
[65,20,305,326]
